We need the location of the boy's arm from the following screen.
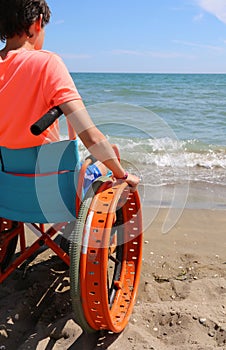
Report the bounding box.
[60,99,140,188]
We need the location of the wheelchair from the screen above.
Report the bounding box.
[0,107,143,334]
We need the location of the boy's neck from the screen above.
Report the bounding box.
[0,35,34,58]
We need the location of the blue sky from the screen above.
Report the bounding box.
[43,0,226,73]
[3,0,226,73]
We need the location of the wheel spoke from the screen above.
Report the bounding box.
[109,254,120,265]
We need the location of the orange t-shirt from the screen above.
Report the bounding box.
[0,48,81,148]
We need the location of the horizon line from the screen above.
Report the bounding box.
[70,71,226,74]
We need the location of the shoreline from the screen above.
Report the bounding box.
[141,181,226,212]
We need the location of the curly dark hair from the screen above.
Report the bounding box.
[0,0,51,42]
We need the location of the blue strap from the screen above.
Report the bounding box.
[0,140,80,174]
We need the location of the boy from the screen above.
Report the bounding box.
[0,0,140,188]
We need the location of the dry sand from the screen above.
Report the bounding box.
[0,208,226,350]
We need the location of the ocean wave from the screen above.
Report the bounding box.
[60,133,226,185]
[105,136,226,170]
[61,133,226,170]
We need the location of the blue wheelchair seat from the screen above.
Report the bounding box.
[0,140,80,223]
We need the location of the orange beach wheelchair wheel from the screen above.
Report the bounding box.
[70,177,143,333]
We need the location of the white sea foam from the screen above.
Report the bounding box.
[60,131,226,180]
[107,136,226,169]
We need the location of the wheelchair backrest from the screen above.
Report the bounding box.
[0,140,80,223]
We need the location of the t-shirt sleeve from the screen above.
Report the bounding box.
[41,53,81,108]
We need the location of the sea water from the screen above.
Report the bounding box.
[64,73,226,211]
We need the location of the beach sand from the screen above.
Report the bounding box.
[0,208,226,350]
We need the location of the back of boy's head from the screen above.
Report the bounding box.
[0,0,51,42]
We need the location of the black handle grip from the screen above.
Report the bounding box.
[30,106,63,136]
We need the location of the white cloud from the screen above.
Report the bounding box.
[196,0,226,24]
[53,19,65,25]
[111,49,195,59]
[59,53,92,60]
[146,51,194,59]
[112,49,144,56]
[193,13,204,21]
[173,39,224,51]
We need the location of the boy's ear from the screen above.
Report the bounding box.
[35,14,43,31]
